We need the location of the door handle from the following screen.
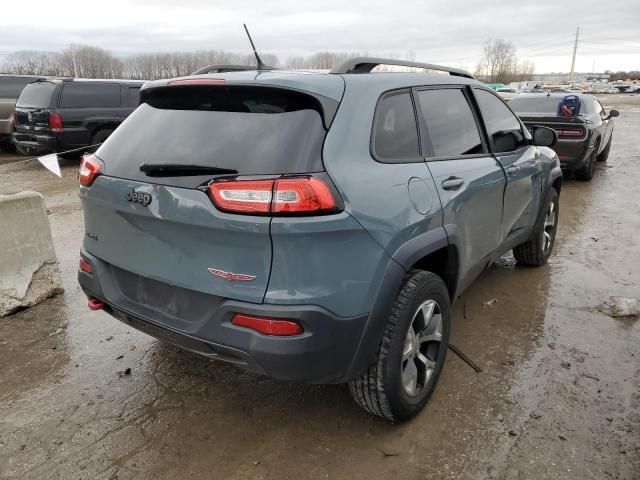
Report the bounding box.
[441,177,464,190]
[506,166,520,176]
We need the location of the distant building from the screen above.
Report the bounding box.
[530,72,610,83]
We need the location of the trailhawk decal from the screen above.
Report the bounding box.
[208,268,256,282]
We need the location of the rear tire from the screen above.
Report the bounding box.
[597,137,611,162]
[513,189,559,266]
[575,148,597,181]
[348,270,451,421]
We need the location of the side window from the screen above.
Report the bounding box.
[416,88,484,157]
[373,92,420,162]
[594,100,606,118]
[59,83,121,108]
[475,89,526,153]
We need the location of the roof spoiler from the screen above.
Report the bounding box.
[329,57,474,79]
[191,64,260,75]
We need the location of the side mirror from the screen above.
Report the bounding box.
[532,126,557,147]
[608,109,620,118]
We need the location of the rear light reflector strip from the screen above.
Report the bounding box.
[231,313,303,336]
[168,78,226,86]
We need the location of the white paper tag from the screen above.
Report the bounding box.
[36,154,62,178]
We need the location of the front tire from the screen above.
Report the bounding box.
[513,189,559,266]
[349,270,451,421]
[597,137,612,162]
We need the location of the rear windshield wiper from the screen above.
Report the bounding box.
[139,163,238,177]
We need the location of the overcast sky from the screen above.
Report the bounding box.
[2,0,639,73]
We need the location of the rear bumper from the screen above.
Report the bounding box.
[12,131,57,155]
[554,138,593,171]
[78,249,369,383]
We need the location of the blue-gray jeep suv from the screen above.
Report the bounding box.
[77,58,562,420]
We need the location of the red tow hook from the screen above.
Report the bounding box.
[88,298,104,311]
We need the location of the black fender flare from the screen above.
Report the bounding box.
[344,227,452,380]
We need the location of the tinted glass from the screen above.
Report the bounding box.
[59,83,121,108]
[16,82,56,108]
[373,92,420,161]
[0,76,42,98]
[97,86,328,183]
[509,97,561,115]
[126,86,141,107]
[475,89,526,153]
[417,89,483,157]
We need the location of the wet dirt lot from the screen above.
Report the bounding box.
[0,95,638,480]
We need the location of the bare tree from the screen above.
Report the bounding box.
[2,50,55,75]
[55,44,124,78]
[475,39,536,83]
[475,39,516,83]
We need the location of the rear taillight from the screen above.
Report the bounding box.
[79,257,92,273]
[49,113,63,132]
[231,313,303,336]
[555,127,585,139]
[79,154,101,187]
[209,179,274,214]
[208,177,337,215]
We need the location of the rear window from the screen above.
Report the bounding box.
[59,83,121,108]
[509,97,562,116]
[16,82,56,108]
[97,85,329,183]
[0,76,42,98]
[372,92,420,162]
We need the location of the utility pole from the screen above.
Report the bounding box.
[569,26,579,83]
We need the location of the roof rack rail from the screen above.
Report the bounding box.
[329,57,474,79]
[191,64,259,75]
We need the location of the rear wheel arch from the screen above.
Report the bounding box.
[409,245,459,302]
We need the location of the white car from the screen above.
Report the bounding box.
[496,87,519,101]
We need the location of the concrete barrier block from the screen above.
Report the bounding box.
[0,191,64,317]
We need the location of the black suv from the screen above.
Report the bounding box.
[12,78,144,156]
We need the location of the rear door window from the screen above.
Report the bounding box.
[474,89,526,153]
[416,88,484,157]
[372,92,420,162]
[97,85,331,185]
[16,82,56,108]
[59,83,121,108]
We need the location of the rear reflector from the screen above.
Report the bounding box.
[168,78,226,86]
[88,298,104,311]
[79,154,101,187]
[208,177,337,215]
[49,113,63,132]
[231,314,303,336]
[79,257,92,273]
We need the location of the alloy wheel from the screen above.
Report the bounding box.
[542,199,557,254]
[401,300,443,397]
